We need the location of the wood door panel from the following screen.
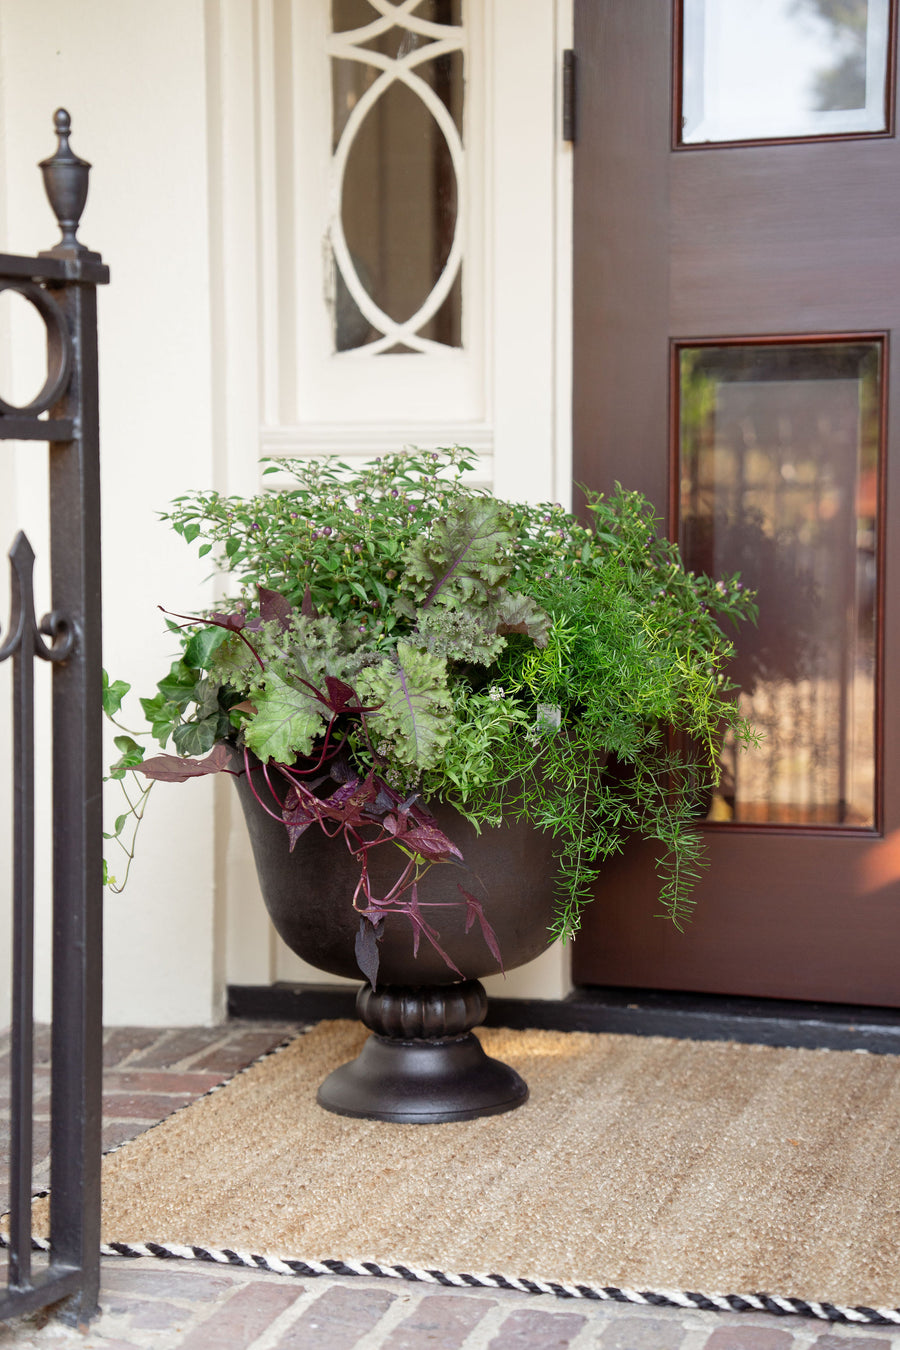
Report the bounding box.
[573,0,900,1005]
[572,833,900,1006]
[670,147,900,332]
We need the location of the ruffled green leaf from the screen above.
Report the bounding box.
[356,641,452,769]
[243,671,326,763]
[400,498,515,612]
[493,590,552,648]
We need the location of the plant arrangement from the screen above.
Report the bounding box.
[104,446,756,980]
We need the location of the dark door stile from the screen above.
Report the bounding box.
[571,1,900,1006]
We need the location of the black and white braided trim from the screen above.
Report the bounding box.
[6,1233,900,1327]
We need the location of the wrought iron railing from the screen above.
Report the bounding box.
[0,110,107,1325]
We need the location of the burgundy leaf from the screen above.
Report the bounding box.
[321,774,378,819]
[300,583,319,619]
[162,604,265,661]
[355,915,384,988]
[381,811,463,863]
[328,757,356,785]
[459,886,504,971]
[206,606,249,632]
[324,675,360,713]
[402,823,464,863]
[282,783,319,849]
[258,586,293,630]
[137,742,236,783]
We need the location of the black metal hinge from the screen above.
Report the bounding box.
[562,49,576,142]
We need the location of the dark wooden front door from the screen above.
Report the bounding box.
[572,0,900,1005]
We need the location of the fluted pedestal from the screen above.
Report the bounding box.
[316,979,527,1123]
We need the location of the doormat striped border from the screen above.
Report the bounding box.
[7,1232,900,1327]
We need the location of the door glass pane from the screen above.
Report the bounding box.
[680,0,891,144]
[330,0,464,354]
[678,341,881,827]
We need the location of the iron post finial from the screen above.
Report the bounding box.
[39,108,92,256]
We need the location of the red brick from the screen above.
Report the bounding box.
[99,1266,239,1301]
[601,1314,689,1348]
[103,1027,168,1068]
[387,1292,497,1348]
[100,1092,197,1119]
[274,1285,397,1348]
[177,1281,302,1349]
[489,1307,588,1349]
[127,1028,232,1069]
[102,1295,189,1331]
[187,1030,293,1073]
[704,1327,795,1350]
[103,1069,224,1095]
[812,1337,895,1350]
[101,1122,150,1152]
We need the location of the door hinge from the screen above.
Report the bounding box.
[562,49,576,143]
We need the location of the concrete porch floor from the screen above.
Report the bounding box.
[0,1021,898,1349]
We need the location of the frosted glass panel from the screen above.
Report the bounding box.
[681,0,890,144]
[679,341,881,827]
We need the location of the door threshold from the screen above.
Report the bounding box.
[228,982,900,1054]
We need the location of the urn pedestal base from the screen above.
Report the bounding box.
[316,978,527,1123]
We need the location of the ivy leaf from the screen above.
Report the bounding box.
[110,735,145,777]
[400,499,515,611]
[102,670,130,717]
[243,670,326,763]
[157,660,201,707]
[172,716,218,757]
[183,626,228,671]
[139,693,181,747]
[355,642,452,769]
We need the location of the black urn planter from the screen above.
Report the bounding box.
[233,764,558,1123]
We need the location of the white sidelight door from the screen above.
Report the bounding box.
[207,0,575,1000]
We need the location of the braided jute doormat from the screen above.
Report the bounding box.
[18,1020,900,1326]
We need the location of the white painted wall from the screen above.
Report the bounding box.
[0,0,574,1026]
[0,0,223,1025]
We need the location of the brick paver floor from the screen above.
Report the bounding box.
[1,1022,899,1348]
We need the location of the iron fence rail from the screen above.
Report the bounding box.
[0,109,107,1326]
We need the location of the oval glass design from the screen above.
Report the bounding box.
[680,0,891,144]
[678,340,881,828]
[329,0,464,355]
[340,79,458,330]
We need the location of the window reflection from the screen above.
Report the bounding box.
[678,342,881,827]
[680,0,890,144]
